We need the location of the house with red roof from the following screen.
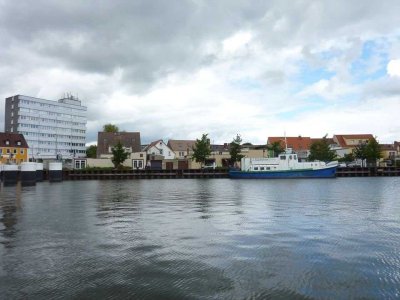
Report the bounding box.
[0,132,29,164]
[267,136,312,161]
[332,134,375,157]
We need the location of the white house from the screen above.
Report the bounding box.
[143,140,175,160]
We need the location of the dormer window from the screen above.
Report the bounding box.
[5,140,10,145]
[17,141,21,146]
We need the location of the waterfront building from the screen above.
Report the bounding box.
[380,144,397,160]
[0,132,29,164]
[332,134,375,157]
[97,131,141,158]
[267,136,312,161]
[167,140,196,159]
[167,140,196,169]
[143,140,175,170]
[4,94,87,160]
[143,140,175,160]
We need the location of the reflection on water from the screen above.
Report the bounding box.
[0,178,400,298]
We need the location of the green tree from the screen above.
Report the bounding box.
[267,141,284,157]
[338,153,355,164]
[103,123,119,132]
[229,134,244,166]
[355,138,382,166]
[86,145,97,158]
[111,141,129,169]
[192,133,211,168]
[308,135,336,162]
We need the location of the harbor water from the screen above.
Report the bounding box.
[1,178,400,299]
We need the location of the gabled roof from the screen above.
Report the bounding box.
[97,131,141,157]
[267,136,312,151]
[167,140,196,151]
[380,144,396,151]
[0,132,29,148]
[143,139,163,151]
[333,134,374,148]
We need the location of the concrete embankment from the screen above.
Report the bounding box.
[1,167,400,183]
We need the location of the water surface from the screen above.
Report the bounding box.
[1,178,400,299]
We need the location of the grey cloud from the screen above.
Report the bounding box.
[0,0,270,93]
[1,0,400,141]
[362,77,400,98]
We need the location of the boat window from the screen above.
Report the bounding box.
[294,155,297,159]
[266,167,270,170]
[289,155,292,160]
[260,167,264,170]
[254,167,258,170]
[280,155,286,160]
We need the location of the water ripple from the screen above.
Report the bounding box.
[1,178,400,298]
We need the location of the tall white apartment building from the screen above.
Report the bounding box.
[4,94,87,160]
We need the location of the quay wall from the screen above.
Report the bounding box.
[1,167,400,182]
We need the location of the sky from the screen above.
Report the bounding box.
[0,0,399,145]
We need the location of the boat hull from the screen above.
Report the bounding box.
[229,166,337,179]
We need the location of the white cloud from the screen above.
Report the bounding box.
[387,59,400,77]
[222,31,253,54]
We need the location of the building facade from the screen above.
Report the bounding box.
[143,140,175,160]
[0,132,29,164]
[97,131,141,158]
[4,95,87,160]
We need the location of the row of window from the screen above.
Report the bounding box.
[3,140,22,146]
[1,148,24,155]
[280,155,297,160]
[19,123,86,134]
[19,99,85,115]
[253,166,274,171]
[27,140,85,147]
[19,114,86,126]
[19,108,86,122]
[29,148,86,154]
[21,131,85,140]
[133,160,144,169]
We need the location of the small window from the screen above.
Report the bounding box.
[280,155,286,160]
[17,141,21,146]
[20,149,24,154]
[254,167,259,171]
[13,149,17,154]
[5,140,10,145]
[289,155,292,160]
[260,167,265,170]
[140,153,143,157]
[266,167,270,170]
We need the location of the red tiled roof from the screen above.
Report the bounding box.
[333,134,374,148]
[310,138,335,145]
[267,136,312,151]
[0,132,29,148]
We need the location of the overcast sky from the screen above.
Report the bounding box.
[1,0,399,145]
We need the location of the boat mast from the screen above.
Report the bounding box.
[284,131,288,152]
